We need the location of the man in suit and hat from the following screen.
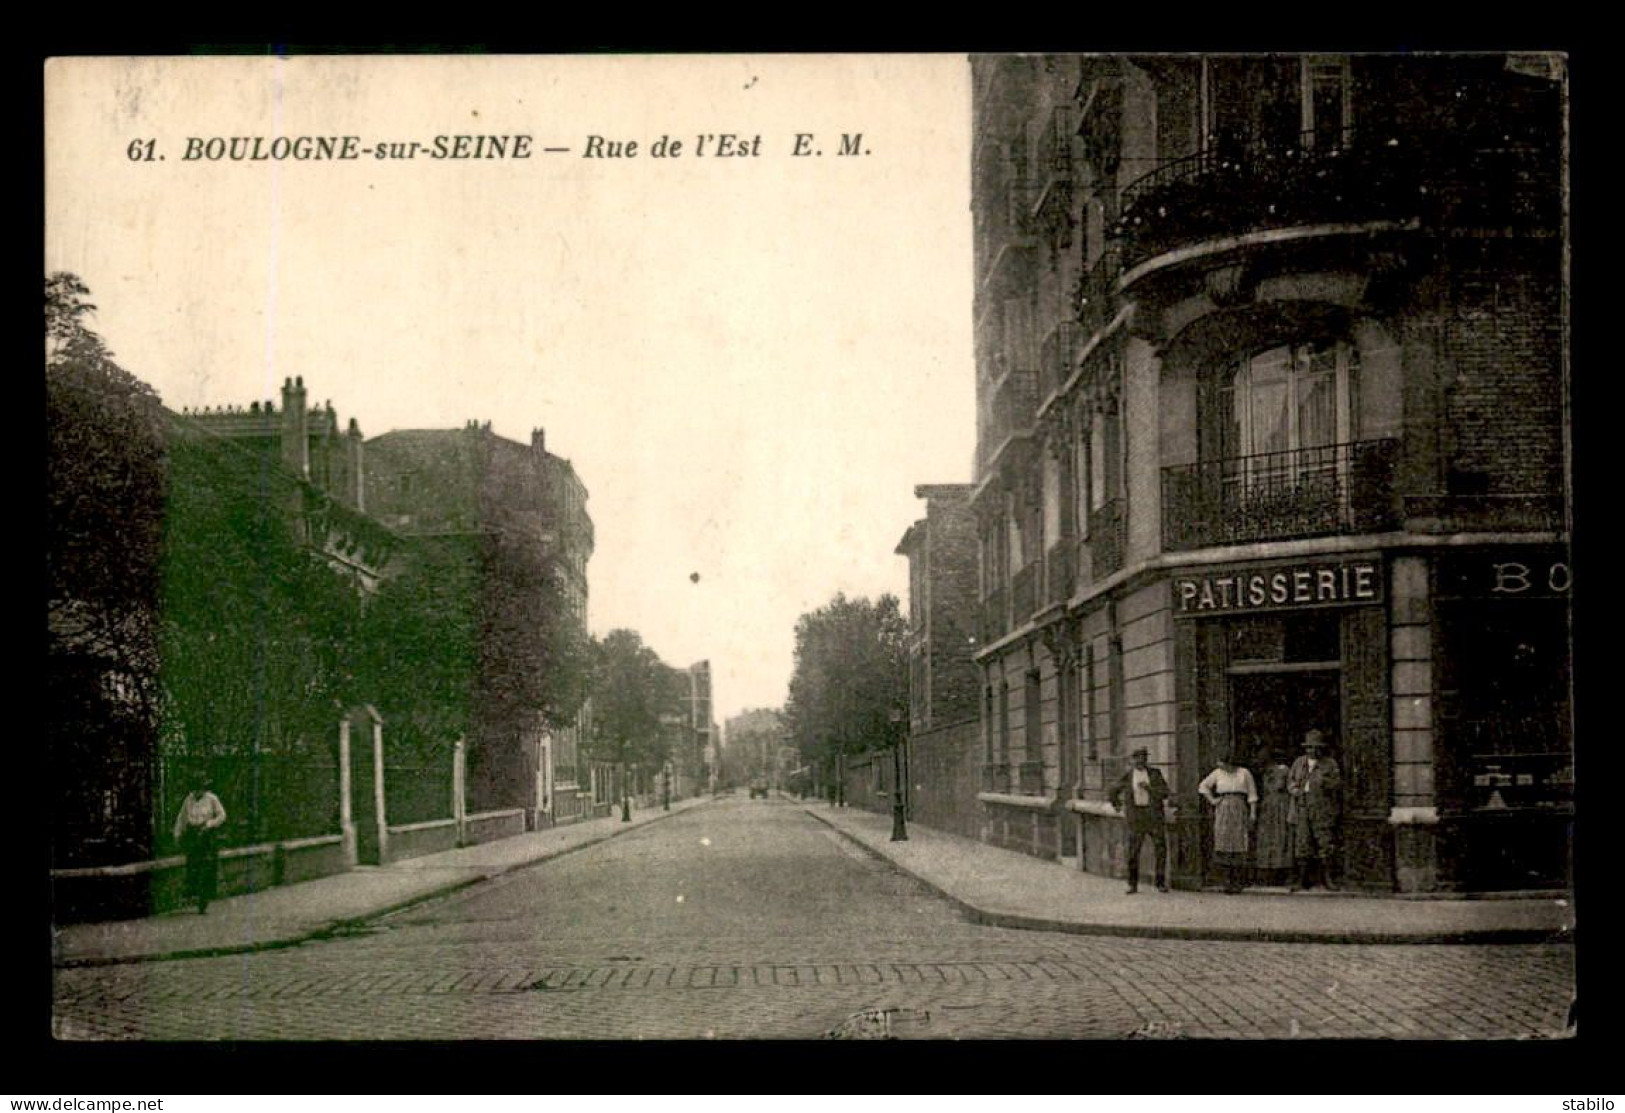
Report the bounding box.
[1109,746,1172,894]
[1288,729,1342,890]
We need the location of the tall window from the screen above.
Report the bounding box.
[1074,431,1091,540]
[1023,668,1042,768]
[1149,55,1353,160]
[1302,56,1353,149]
[998,681,1011,764]
[1223,340,1360,467]
[1042,451,1062,547]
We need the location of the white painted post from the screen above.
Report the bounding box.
[338,715,357,868]
[371,712,389,864]
[453,738,467,847]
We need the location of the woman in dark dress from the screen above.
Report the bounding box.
[1253,749,1295,887]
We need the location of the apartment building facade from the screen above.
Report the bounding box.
[970,53,1567,893]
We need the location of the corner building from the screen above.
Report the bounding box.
[969,54,1568,893]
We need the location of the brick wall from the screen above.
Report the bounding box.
[1441,251,1563,498]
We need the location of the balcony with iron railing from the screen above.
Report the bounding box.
[1016,760,1046,796]
[1161,438,1401,552]
[1073,246,1123,341]
[1115,127,1559,274]
[1031,106,1076,252]
[981,761,1012,794]
[1038,320,1081,405]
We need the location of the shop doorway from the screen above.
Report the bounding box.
[1229,670,1341,770]
[1216,669,1341,887]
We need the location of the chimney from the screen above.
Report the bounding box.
[532,427,547,454]
[281,376,310,477]
[347,416,365,512]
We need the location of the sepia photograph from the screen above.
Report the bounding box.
[44,50,1574,1043]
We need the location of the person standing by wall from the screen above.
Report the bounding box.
[1109,746,1172,894]
[173,772,227,913]
[1288,729,1342,891]
[1198,755,1258,894]
[1253,748,1295,887]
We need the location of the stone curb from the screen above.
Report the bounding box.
[53,799,711,969]
[803,807,1573,946]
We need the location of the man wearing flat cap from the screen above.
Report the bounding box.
[1109,746,1172,894]
[1288,729,1342,890]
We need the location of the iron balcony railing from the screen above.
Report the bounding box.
[1116,127,1559,271]
[1073,246,1123,340]
[1161,438,1400,551]
[1017,760,1046,796]
[1039,320,1081,403]
[982,761,1012,794]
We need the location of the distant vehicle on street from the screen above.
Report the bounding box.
[748,777,769,799]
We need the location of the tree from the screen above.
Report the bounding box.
[475,525,593,738]
[156,432,368,843]
[355,537,481,755]
[783,593,908,789]
[724,708,786,784]
[589,629,677,818]
[46,273,169,863]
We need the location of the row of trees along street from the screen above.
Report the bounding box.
[783,592,908,802]
[46,273,685,871]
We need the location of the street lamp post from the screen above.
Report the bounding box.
[888,708,909,842]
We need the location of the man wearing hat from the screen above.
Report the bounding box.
[1287,729,1342,890]
[1109,746,1172,894]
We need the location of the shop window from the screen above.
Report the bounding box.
[1438,603,1572,811]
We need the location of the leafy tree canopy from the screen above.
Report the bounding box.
[784,593,907,765]
[589,628,678,772]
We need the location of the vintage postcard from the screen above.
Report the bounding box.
[45,51,1573,1045]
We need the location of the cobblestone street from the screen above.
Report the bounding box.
[53,799,1574,1040]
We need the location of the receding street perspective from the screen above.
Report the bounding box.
[46,53,1573,1042]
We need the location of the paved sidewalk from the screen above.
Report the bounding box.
[52,796,714,967]
[806,803,1576,944]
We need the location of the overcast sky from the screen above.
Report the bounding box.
[45,54,976,723]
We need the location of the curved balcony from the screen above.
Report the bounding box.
[1161,438,1400,552]
[1116,128,1558,275]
